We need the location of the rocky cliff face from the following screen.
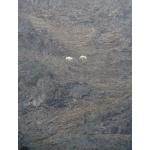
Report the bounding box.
[18,0,132,149]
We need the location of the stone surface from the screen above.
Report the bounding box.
[18,0,132,149]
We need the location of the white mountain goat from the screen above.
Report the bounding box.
[79,55,87,60]
[66,56,73,61]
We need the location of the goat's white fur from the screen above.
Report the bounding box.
[79,55,87,60]
[66,56,73,61]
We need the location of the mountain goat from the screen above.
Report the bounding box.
[66,56,73,61]
[79,55,87,60]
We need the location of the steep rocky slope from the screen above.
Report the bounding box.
[18,0,132,149]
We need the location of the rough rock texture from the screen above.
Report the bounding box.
[18,0,132,149]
